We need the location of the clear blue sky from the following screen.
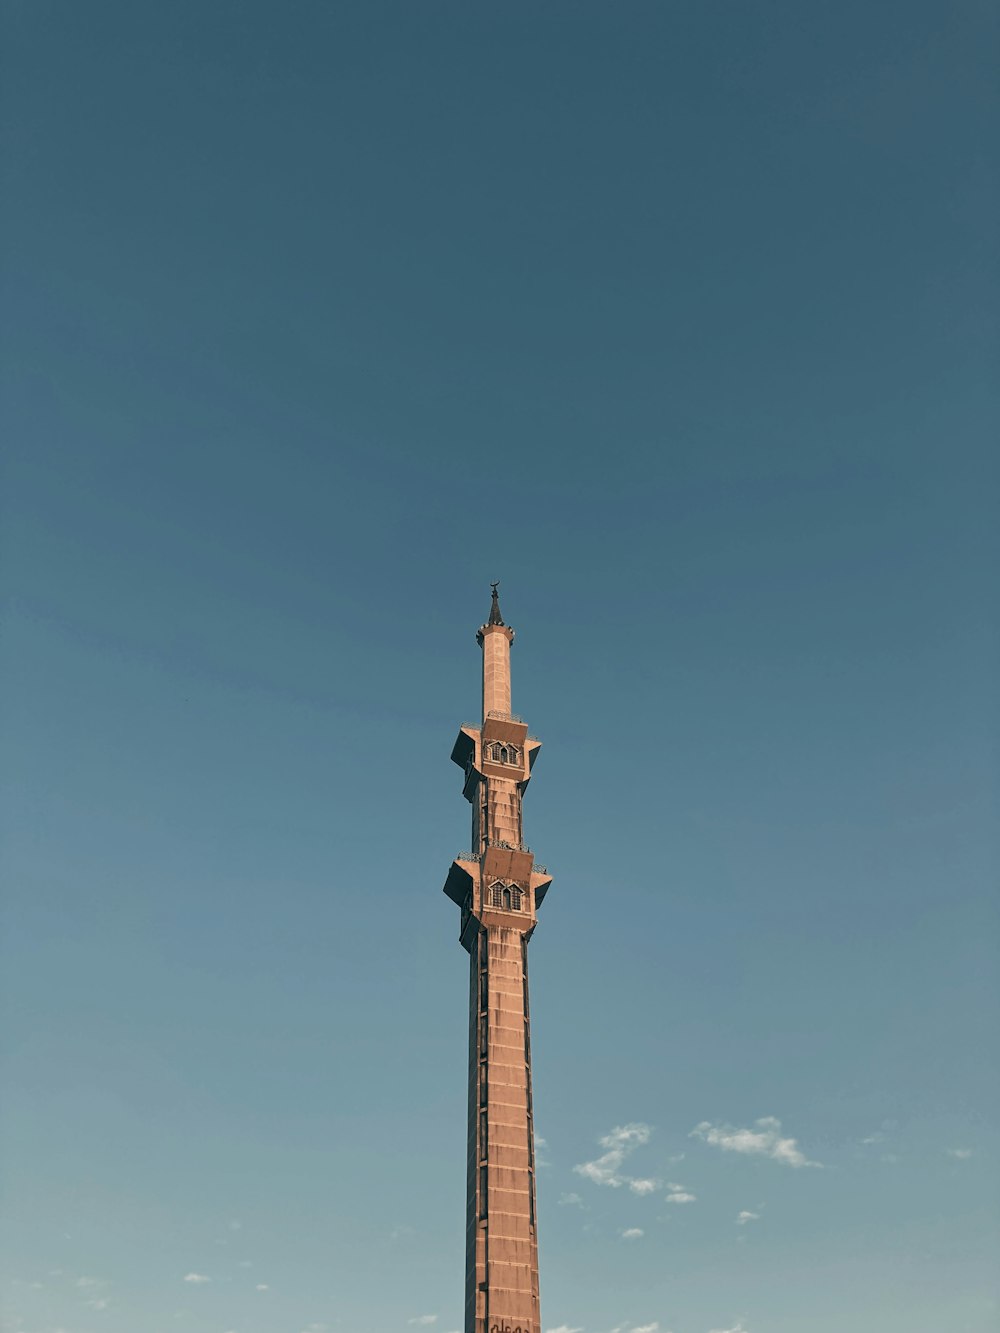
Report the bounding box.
[1,4,997,1333]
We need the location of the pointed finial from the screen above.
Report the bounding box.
[488,581,505,626]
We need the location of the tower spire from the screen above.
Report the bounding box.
[477,584,515,722]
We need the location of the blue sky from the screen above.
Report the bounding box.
[1,3,997,1332]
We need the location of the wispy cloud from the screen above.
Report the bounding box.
[183,1273,211,1284]
[946,1147,973,1159]
[545,1326,584,1333]
[621,1227,644,1240]
[628,1178,659,1196]
[559,1192,585,1208]
[736,1211,760,1225]
[861,1119,897,1148]
[603,1325,658,1333]
[691,1117,820,1168]
[665,1181,696,1203]
[574,1123,654,1190]
[255,1284,270,1292]
[708,1324,748,1333]
[76,1277,105,1289]
[408,1318,438,1327]
[85,1297,111,1310]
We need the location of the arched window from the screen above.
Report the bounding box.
[489,881,527,911]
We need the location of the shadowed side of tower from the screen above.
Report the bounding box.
[443,588,553,1333]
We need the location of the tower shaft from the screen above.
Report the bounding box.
[443,592,552,1333]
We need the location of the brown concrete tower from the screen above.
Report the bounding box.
[443,586,553,1333]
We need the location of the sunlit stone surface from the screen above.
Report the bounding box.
[442,587,553,1333]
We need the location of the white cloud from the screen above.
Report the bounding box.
[574,1123,653,1189]
[606,1124,653,1149]
[633,1323,661,1333]
[86,1297,111,1310]
[545,1326,584,1333]
[666,1190,696,1204]
[621,1227,644,1239]
[691,1117,820,1168]
[947,1147,973,1159]
[255,1284,270,1292]
[736,1211,760,1225]
[408,1318,438,1327]
[628,1178,659,1195]
[183,1273,211,1284]
[559,1192,585,1208]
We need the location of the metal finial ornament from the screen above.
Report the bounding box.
[488,581,505,626]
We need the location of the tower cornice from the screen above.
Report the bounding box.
[476,621,514,647]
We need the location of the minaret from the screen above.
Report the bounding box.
[443,586,553,1333]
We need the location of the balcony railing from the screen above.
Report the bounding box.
[455,845,546,871]
[459,720,539,741]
